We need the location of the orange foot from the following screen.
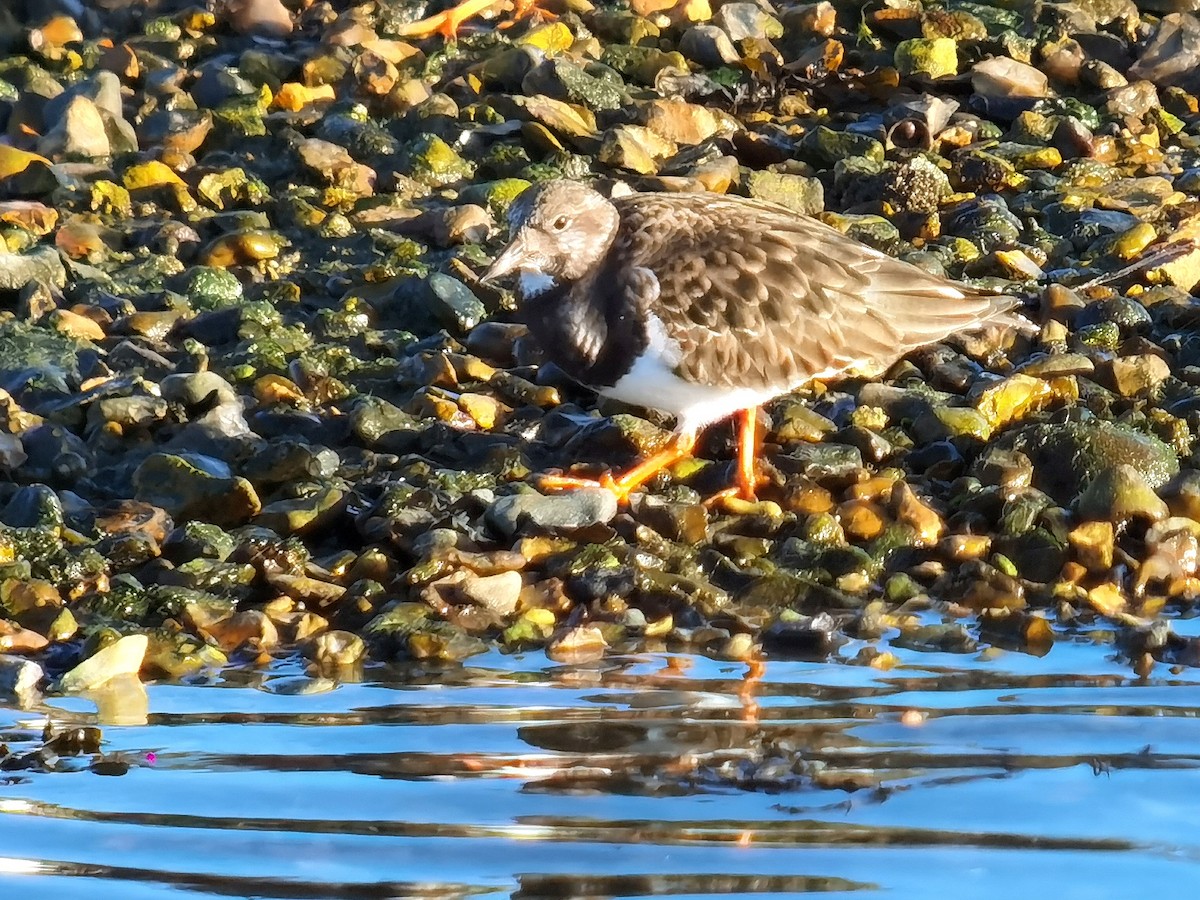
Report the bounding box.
[498,0,556,27]
[396,0,505,40]
[539,471,632,503]
[539,433,698,505]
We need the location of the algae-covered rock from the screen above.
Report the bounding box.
[133,453,261,527]
[1000,418,1179,504]
[1076,464,1169,525]
[895,38,958,79]
[187,266,244,310]
[400,133,475,187]
[744,171,824,216]
[800,126,885,166]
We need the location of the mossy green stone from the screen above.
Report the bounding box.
[1003,419,1180,504]
[460,178,533,217]
[800,126,886,166]
[1078,321,1120,350]
[895,38,959,79]
[745,171,825,216]
[402,134,475,187]
[187,266,243,310]
[935,407,993,441]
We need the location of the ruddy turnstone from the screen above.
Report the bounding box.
[481,180,1027,502]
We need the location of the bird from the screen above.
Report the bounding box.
[480,180,1029,504]
[396,0,551,40]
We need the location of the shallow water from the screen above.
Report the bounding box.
[3,635,1200,900]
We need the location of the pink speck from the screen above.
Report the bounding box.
[145,752,157,764]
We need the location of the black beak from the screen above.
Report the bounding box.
[480,232,529,285]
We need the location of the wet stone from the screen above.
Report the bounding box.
[1164,470,1200,521]
[762,611,843,659]
[486,490,619,537]
[1076,464,1170,525]
[304,630,366,667]
[427,273,487,335]
[255,487,345,536]
[159,372,239,408]
[38,96,111,160]
[93,395,169,429]
[776,442,863,480]
[713,3,782,41]
[296,138,376,197]
[971,56,1049,98]
[744,172,824,216]
[0,654,43,705]
[630,495,709,544]
[133,453,261,527]
[679,25,739,67]
[457,570,523,617]
[0,246,67,292]
[58,634,148,693]
[1105,81,1160,119]
[1003,418,1179,506]
[972,448,1034,496]
[1069,520,1115,573]
[1128,12,1200,93]
[1107,354,1171,397]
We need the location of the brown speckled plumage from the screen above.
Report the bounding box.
[483,180,1024,430]
[606,191,1021,389]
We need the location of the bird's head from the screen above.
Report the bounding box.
[480,180,620,296]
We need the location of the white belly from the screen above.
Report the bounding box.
[603,347,789,435]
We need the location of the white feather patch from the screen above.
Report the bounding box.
[518,269,556,297]
[603,314,790,435]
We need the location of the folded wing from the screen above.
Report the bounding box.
[611,193,1023,391]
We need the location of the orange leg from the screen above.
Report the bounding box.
[395,0,505,40]
[739,655,766,725]
[501,0,556,25]
[540,432,697,504]
[703,407,767,507]
[736,406,759,501]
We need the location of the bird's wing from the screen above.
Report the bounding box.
[611,193,1023,391]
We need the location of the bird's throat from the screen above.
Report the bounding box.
[518,269,558,298]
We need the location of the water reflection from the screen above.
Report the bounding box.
[2,645,1200,899]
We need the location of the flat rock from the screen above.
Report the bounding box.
[58,634,148,693]
[487,490,619,536]
[133,453,261,527]
[713,2,782,40]
[745,171,824,215]
[1129,12,1200,92]
[0,245,67,291]
[972,57,1049,98]
[0,653,43,705]
[457,570,523,616]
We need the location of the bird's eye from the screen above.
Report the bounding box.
[551,215,570,231]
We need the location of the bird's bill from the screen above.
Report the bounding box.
[480,233,530,285]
